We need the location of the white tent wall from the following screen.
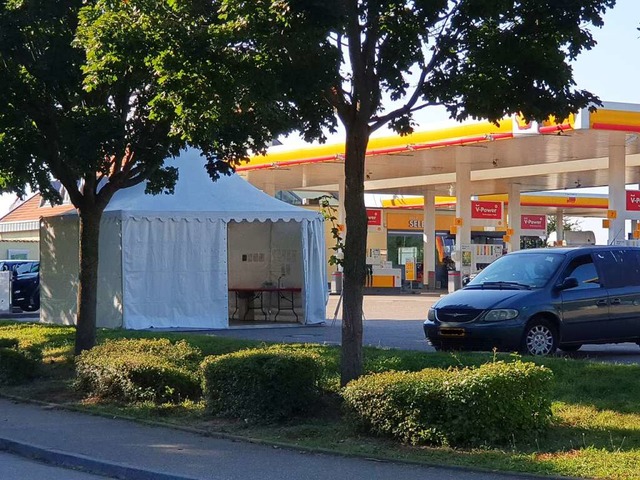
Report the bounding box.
[121,216,228,329]
[227,221,275,289]
[97,216,124,327]
[40,215,123,328]
[40,216,79,326]
[302,219,328,324]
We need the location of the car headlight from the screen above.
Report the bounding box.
[427,308,436,321]
[483,309,519,321]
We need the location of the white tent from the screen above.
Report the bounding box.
[40,149,328,329]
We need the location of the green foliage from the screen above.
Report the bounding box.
[75,338,203,404]
[547,216,582,236]
[0,339,41,385]
[319,195,344,267]
[0,337,19,349]
[201,346,323,422]
[343,360,553,447]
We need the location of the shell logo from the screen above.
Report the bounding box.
[514,114,533,131]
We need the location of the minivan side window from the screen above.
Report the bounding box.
[561,254,600,289]
[599,250,640,288]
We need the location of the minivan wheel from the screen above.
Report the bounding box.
[22,290,40,312]
[522,319,558,356]
[22,300,39,312]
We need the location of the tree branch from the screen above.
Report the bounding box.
[367,4,463,133]
[369,101,443,133]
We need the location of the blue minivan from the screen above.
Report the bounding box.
[424,246,640,356]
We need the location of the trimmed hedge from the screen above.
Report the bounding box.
[343,360,553,447]
[0,338,19,349]
[0,338,41,385]
[201,346,323,422]
[75,338,202,404]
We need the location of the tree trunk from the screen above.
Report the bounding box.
[74,207,103,355]
[340,121,370,386]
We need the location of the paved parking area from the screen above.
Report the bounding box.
[211,293,640,363]
[212,293,436,351]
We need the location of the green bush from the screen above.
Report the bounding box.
[75,338,202,404]
[0,340,41,385]
[201,346,323,422]
[343,360,553,447]
[0,337,19,349]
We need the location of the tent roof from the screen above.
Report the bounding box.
[100,149,321,222]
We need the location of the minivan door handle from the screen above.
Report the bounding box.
[610,298,622,305]
[596,299,608,307]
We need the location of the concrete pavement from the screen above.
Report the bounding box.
[0,398,566,480]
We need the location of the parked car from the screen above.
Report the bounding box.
[0,260,40,312]
[0,260,34,275]
[424,246,640,356]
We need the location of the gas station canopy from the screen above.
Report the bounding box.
[238,101,640,200]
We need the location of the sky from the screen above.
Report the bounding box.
[2,1,639,243]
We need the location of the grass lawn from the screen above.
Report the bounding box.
[2,320,640,479]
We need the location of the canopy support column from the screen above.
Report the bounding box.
[556,212,565,245]
[263,182,276,196]
[423,188,436,289]
[338,177,346,229]
[608,134,626,244]
[509,183,521,252]
[455,150,471,278]
[337,177,346,269]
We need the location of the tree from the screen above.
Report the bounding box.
[0,0,327,354]
[547,216,582,236]
[218,0,615,385]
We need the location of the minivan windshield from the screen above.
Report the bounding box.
[467,252,564,289]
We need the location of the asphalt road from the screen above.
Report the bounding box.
[0,451,111,480]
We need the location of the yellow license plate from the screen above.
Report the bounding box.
[439,328,465,337]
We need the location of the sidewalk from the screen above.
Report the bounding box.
[0,398,557,480]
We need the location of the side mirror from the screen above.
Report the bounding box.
[556,277,579,290]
